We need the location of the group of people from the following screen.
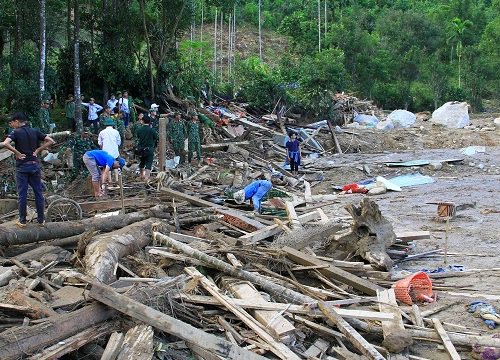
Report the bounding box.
[2,88,305,226]
[63,91,134,134]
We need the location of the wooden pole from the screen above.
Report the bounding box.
[327,120,343,154]
[158,117,167,171]
[119,172,125,215]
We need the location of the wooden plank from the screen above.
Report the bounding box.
[178,294,395,321]
[431,318,461,360]
[226,253,243,269]
[240,210,321,243]
[169,232,204,244]
[377,289,412,355]
[225,280,296,339]
[318,302,386,360]
[88,281,267,360]
[395,231,431,241]
[317,208,330,223]
[304,338,330,358]
[185,267,301,360]
[202,141,250,149]
[27,323,115,360]
[101,332,124,360]
[304,181,313,203]
[284,201,301,229]
[116,324,154,360]
[283,247,383,296]
[0,149,12,162]
[412,304,424,327]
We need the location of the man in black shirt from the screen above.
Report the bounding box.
[2,112,55,227]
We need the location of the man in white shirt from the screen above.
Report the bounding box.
[98,118,121,183]
[82,98,103,134]
[118,91,130,127]
[107,94,118,114]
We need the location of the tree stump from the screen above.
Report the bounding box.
[333,198,396,270]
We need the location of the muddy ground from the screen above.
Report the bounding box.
[309,114,499,359]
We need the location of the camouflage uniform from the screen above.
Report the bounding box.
[187,120,201,163]
[167,118,186,164]
[66,133,96,180]
[38,107,51,133]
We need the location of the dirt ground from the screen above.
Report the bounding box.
[309,114,499,359]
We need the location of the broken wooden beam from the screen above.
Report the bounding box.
[283,246,384,296]
[0,303,115,360]
[377,289,412,354]
[87,281,267,360]
[100,332,124,360]
[431,318,461,360]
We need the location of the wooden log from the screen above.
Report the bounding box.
[318,302,386,360]
[27,322,116,360]
[116,324,154,360]
[431,319,461,360]
[101,332,124,360]
[327,120,343,154]
[87,281,267,360]
[283,247,383,296]
[84,219,161,284]
[0,267,17,287]
[377,289,412,354]
[285,201,301,229]
[0,303,115,360]
[201,141,250,149]
[0,208,160,246]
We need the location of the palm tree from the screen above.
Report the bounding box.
[448,17,473,88]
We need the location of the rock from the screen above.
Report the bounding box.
[494,117,500,126]
[469,162,476,167]
[430,101,470,128]
[478,163,485,170]
[429,161,443,170]
[368,186,387,195]
[388,109,416,128]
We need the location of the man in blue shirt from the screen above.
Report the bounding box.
[233,180,272,214]
[83,150,125,198]
[2,112,55,227]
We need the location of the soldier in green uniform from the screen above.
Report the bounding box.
[135,115,158,181]
[65,95,76,132]
[187,114,202,165]
[167,113,186,164]
[38,99,51,133]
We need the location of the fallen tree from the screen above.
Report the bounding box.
[84,219,174,283]
[0,205,171,246]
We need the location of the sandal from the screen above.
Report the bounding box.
[15,221,27,228]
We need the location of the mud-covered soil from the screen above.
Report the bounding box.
[308,114,499,359]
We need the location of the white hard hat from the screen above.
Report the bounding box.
[233,190,245,204]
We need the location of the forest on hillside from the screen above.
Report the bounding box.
[0,0,498,120]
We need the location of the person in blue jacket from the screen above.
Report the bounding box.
[83,150,125,198]
[233,179,272,214]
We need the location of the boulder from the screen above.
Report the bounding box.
[388,109,416,128]
[430,102,470,128]
[494,117,500,126]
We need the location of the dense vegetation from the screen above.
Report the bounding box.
[0,0,498,120]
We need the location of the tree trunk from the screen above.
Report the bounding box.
[0,207,169,247]
[39,0,47,100]
[67,0,72,46]
[84,218,164,284]
[0,303,115,360]
[333,198,396,270]
[139,0,155,99]
[14,1,22,57]
[73,0,83,132]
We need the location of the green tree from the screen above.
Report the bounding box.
[448,17,473,88]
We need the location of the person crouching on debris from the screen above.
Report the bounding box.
[2,112,55,227]
[233,180,273,215]
[83,150,125,198]
[286,132,301,176]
